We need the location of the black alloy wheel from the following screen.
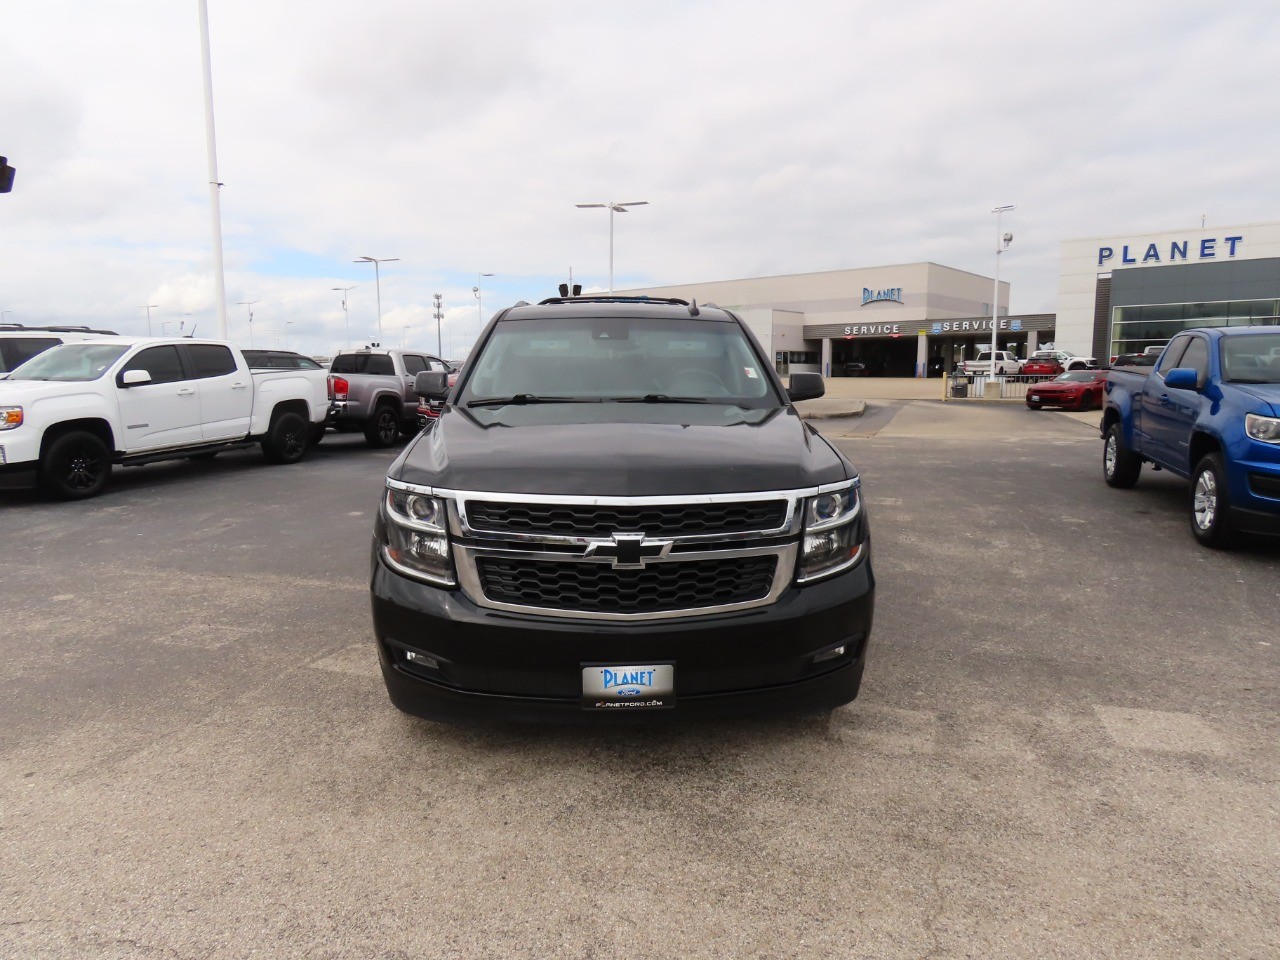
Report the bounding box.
[262,411,309,464]
[41,430,112,500]
[365,406,400,448]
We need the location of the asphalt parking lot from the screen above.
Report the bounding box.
[3,404,1277,960]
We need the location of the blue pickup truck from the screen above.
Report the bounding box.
[1101,327,1280,547]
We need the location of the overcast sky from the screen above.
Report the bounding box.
[3,1,1278,356]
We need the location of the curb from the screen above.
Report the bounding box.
[796,400,867,420]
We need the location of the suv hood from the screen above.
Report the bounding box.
[393,404,849,496]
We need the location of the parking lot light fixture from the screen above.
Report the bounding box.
[474,273,495,343]
[990,205,1015,375]
[355,256,400,343]
[332,286,356,350]
[575,201,649,293]
[139,304,159,337]
[236,299,259,348]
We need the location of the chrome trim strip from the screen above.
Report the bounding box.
[385,478,862,544]
[455,542,797,622]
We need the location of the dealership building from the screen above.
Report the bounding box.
[621,219,1280,377]
[1057,220,1280,362]
[624,263,1055,377]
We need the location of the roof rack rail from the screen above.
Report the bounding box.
[0,323,120,335]
[536,295,691,306]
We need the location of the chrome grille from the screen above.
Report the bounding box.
[476,555,778,615]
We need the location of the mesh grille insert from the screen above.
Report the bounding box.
[477,555,778,615]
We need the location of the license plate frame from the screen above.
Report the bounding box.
[581,663,675,711]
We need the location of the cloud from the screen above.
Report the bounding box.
[2,0,1279,354]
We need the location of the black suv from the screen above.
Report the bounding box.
[371,297,875,722]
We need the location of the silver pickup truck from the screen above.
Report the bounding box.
[327,347,453,447]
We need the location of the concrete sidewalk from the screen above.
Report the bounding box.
[794,376,940,419]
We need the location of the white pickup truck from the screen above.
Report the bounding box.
[962,350,1023,376]
[0,337,328,499]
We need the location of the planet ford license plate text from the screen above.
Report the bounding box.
[582,664,675,710]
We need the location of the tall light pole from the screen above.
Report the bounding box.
[237,299,259,348]
[473,272,494,347]
[433,293,444,356]
[990,204,1015,376]
[197,0,229,339]
[575,200,649,292]
[285,320,294,351]
[332,286,356,350]
[354,256,399,343]
[139,304,159,336]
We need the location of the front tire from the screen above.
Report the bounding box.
[364,405,400,448]
[1103,422,1141,488]
[261,411,309,464]
[1190,453,1237,548]
[41,430,112,500]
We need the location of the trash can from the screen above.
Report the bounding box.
[950,375,968,399]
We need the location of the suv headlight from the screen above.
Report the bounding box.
[797,481,864,583]
[1245,413,1280,444]
[0,406,23,430]
[381,484,456,586]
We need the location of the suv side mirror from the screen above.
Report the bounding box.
[1163,367,1199,390]
[787,372,825,403]
[414,370,449,399]
[120,369,152,387]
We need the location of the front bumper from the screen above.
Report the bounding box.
[371,542,875,724]
[1232,445,1280,535]
[0,432,41,489]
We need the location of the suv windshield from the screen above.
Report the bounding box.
[460,315,780,408]
[8,344,129,381]
[1221,333,1280,384]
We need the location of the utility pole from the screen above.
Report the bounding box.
[237,299,259,348]
[433,293,444,356]
[139,304,159,336]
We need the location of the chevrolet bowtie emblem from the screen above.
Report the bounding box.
[583,532,674,569]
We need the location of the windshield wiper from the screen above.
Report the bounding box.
[612,394,712,404]
[465,394,598,408]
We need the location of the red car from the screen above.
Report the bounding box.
[1022,356,1065,376]
[1025,370,1108,410]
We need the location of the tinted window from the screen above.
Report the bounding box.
[330,353,395,375]
[1156,336,1190,375]
[293,355,321,369]
[122,345,186,385]
[1178,337,1210,382]
[186,344,238,378]
[0,337,61,373]
[402,355,427,375]
[242,350,270,367]
[461,315,778,406]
